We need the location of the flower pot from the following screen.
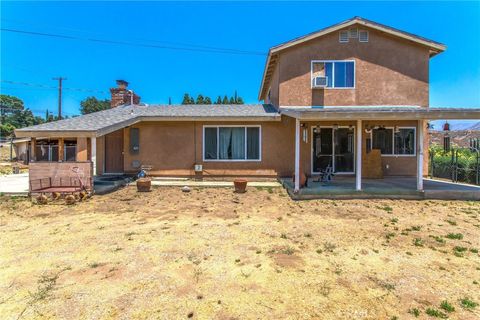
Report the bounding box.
[234,179,248,193]
[292,171,307,188]
[137,178,152,192]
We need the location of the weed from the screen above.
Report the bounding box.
[406,251,413,256]
[413,238,424,247]
[453,246,467,257]
[390,217,398,224]
[318,281,331,297]
[323,242,336,252]
[440,300,455,313]
[408,308,420,317]
[431,235,446,244]
[316,249,323,254]
[378,205,393,213]
[446,233,463,240]
[470,248,478,253]
[256,250,262,254]
[446,219,457,226]
[280,247,295,255]
[88,262,100,268]
[460,297,478,310]
[280,233,288,239]
[385,232,395,240]
[425,308,447,318]
[304,233,312,238]
[411,225,422,231]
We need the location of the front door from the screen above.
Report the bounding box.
[104,130,124,173]
[312,127,355,174]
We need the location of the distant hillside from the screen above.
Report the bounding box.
[430,120,480,131]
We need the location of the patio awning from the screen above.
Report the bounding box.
[281,106,480,120]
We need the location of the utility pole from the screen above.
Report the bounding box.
[52,77,67,119]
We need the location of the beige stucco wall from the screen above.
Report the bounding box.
[275,24,430,107]
[121,117,296,177]
[92,117,425,178]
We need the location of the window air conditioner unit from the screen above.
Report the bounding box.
[313,76,328,88]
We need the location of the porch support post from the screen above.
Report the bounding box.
[91,137,97,176]
[417,119,424,191]
[30,138,36,161]
[294,118,300,193]
[58,138,64,162]
[76,137,88,161]
[356,120,362,191]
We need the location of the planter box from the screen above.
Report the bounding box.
[136,178,152,192]
[234,179,248,193]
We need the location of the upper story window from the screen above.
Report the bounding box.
[311,60,355,89]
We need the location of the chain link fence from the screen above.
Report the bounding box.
[429,146,480,185]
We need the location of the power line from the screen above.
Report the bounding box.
[1,18,262,54]
[1,27,267,56]
[1,80,108,94]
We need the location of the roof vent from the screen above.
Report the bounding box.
[339,30,349,43]
[359,30,369,42]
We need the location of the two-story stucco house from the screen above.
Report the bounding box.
[15,17,480,197]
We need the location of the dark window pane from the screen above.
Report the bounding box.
[247,127,260,160]
[325,62,333,87]
[346,62,354,87]
[130,128,140,154]
[395,129,415,155]
[334,62,346,87]
[65,146,76,161]
[372,129,393,154]
[204,128,217,159]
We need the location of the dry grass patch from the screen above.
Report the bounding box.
[0,187,479,319]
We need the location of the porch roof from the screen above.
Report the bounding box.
[281,106,480,121]
[15,104,281,138]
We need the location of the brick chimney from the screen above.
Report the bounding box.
[110,80,141,108]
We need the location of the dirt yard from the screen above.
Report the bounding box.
[1,187,479,319]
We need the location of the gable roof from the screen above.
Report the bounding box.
[15,104,280,138]
[259,17,447,100]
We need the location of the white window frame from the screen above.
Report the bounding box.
[370,126,416,157]
[339,30,349,43]
[202,125,262,162]
[311,125,356,175]
[311,60,356,90]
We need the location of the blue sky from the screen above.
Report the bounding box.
[1,1,480,119]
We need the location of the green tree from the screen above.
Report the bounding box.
[204,96,212,104]
[215,96,222,104]
[196,94,204,104]
[236,96,244,104]
[229,97,235,104]
[222,95,229,104]
[182,93,192,104]
[80,97,110,115]
[0,94,24,112]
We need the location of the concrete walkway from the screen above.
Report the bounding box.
[132,179,282,188]
[0,173,29,196]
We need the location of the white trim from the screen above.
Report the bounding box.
[202,125,262,162]
[339,30,349,43]
[370,126,416,157]
[310,125,356,175]
[311,60,356,89]
[417,120,424,191]
[356,120,362,191]
[294,119,300,192]
[91,137,97,176]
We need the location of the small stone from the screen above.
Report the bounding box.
[182,186,191,193]
[187,312,194,318]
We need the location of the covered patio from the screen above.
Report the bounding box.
[281,176,480,200]
[284,106,480,200]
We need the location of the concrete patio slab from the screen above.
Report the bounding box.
[281,176,480,200]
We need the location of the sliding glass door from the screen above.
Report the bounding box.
[312,127,355,174]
